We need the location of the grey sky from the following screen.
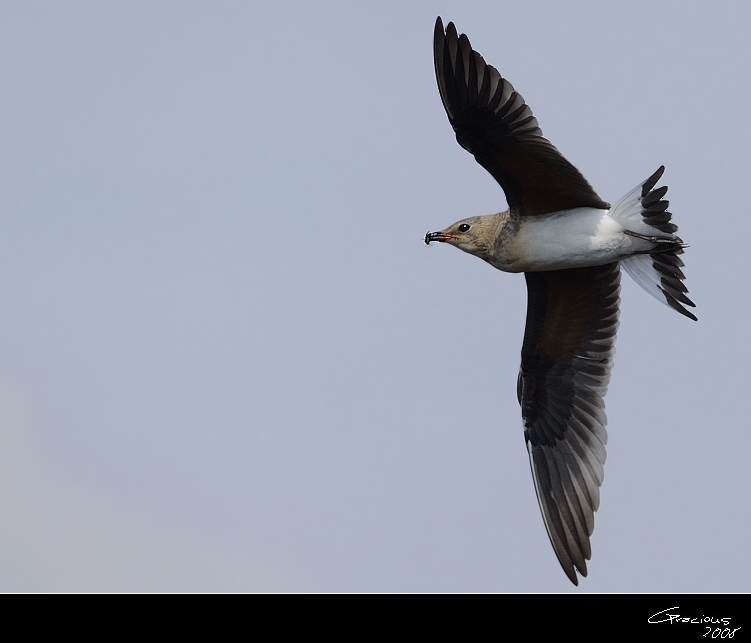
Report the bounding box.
[0,1,748,591]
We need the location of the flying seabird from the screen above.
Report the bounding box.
[425,17,696,585]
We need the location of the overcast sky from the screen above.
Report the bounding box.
[0,1,748,592]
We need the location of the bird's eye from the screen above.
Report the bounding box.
[458,223,471,232]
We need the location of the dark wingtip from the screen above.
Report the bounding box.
[664,291,697,321]
[678,306,698,322]
[641,165,666,197]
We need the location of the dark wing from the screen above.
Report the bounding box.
[434,17,609,217]
[518,263,620,585]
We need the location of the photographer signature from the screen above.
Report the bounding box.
[649,607,741,638]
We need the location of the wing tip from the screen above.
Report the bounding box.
[434,16,444,38]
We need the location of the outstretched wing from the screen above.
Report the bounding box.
[434,17,609,217]
[518,263,620,585]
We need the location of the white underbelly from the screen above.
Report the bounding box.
[502,207,647,272]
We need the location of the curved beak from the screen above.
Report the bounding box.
[424,231,454,245]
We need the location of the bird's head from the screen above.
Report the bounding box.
[424,214,504,261]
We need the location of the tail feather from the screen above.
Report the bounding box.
[639,167,677,234]
[611,167,697,321]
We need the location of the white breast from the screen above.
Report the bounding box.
[501,208,646,272]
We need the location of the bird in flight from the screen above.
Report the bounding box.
[425,17,696,585]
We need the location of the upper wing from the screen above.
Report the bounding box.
[518,263,620,585]
[434,17,609,217]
